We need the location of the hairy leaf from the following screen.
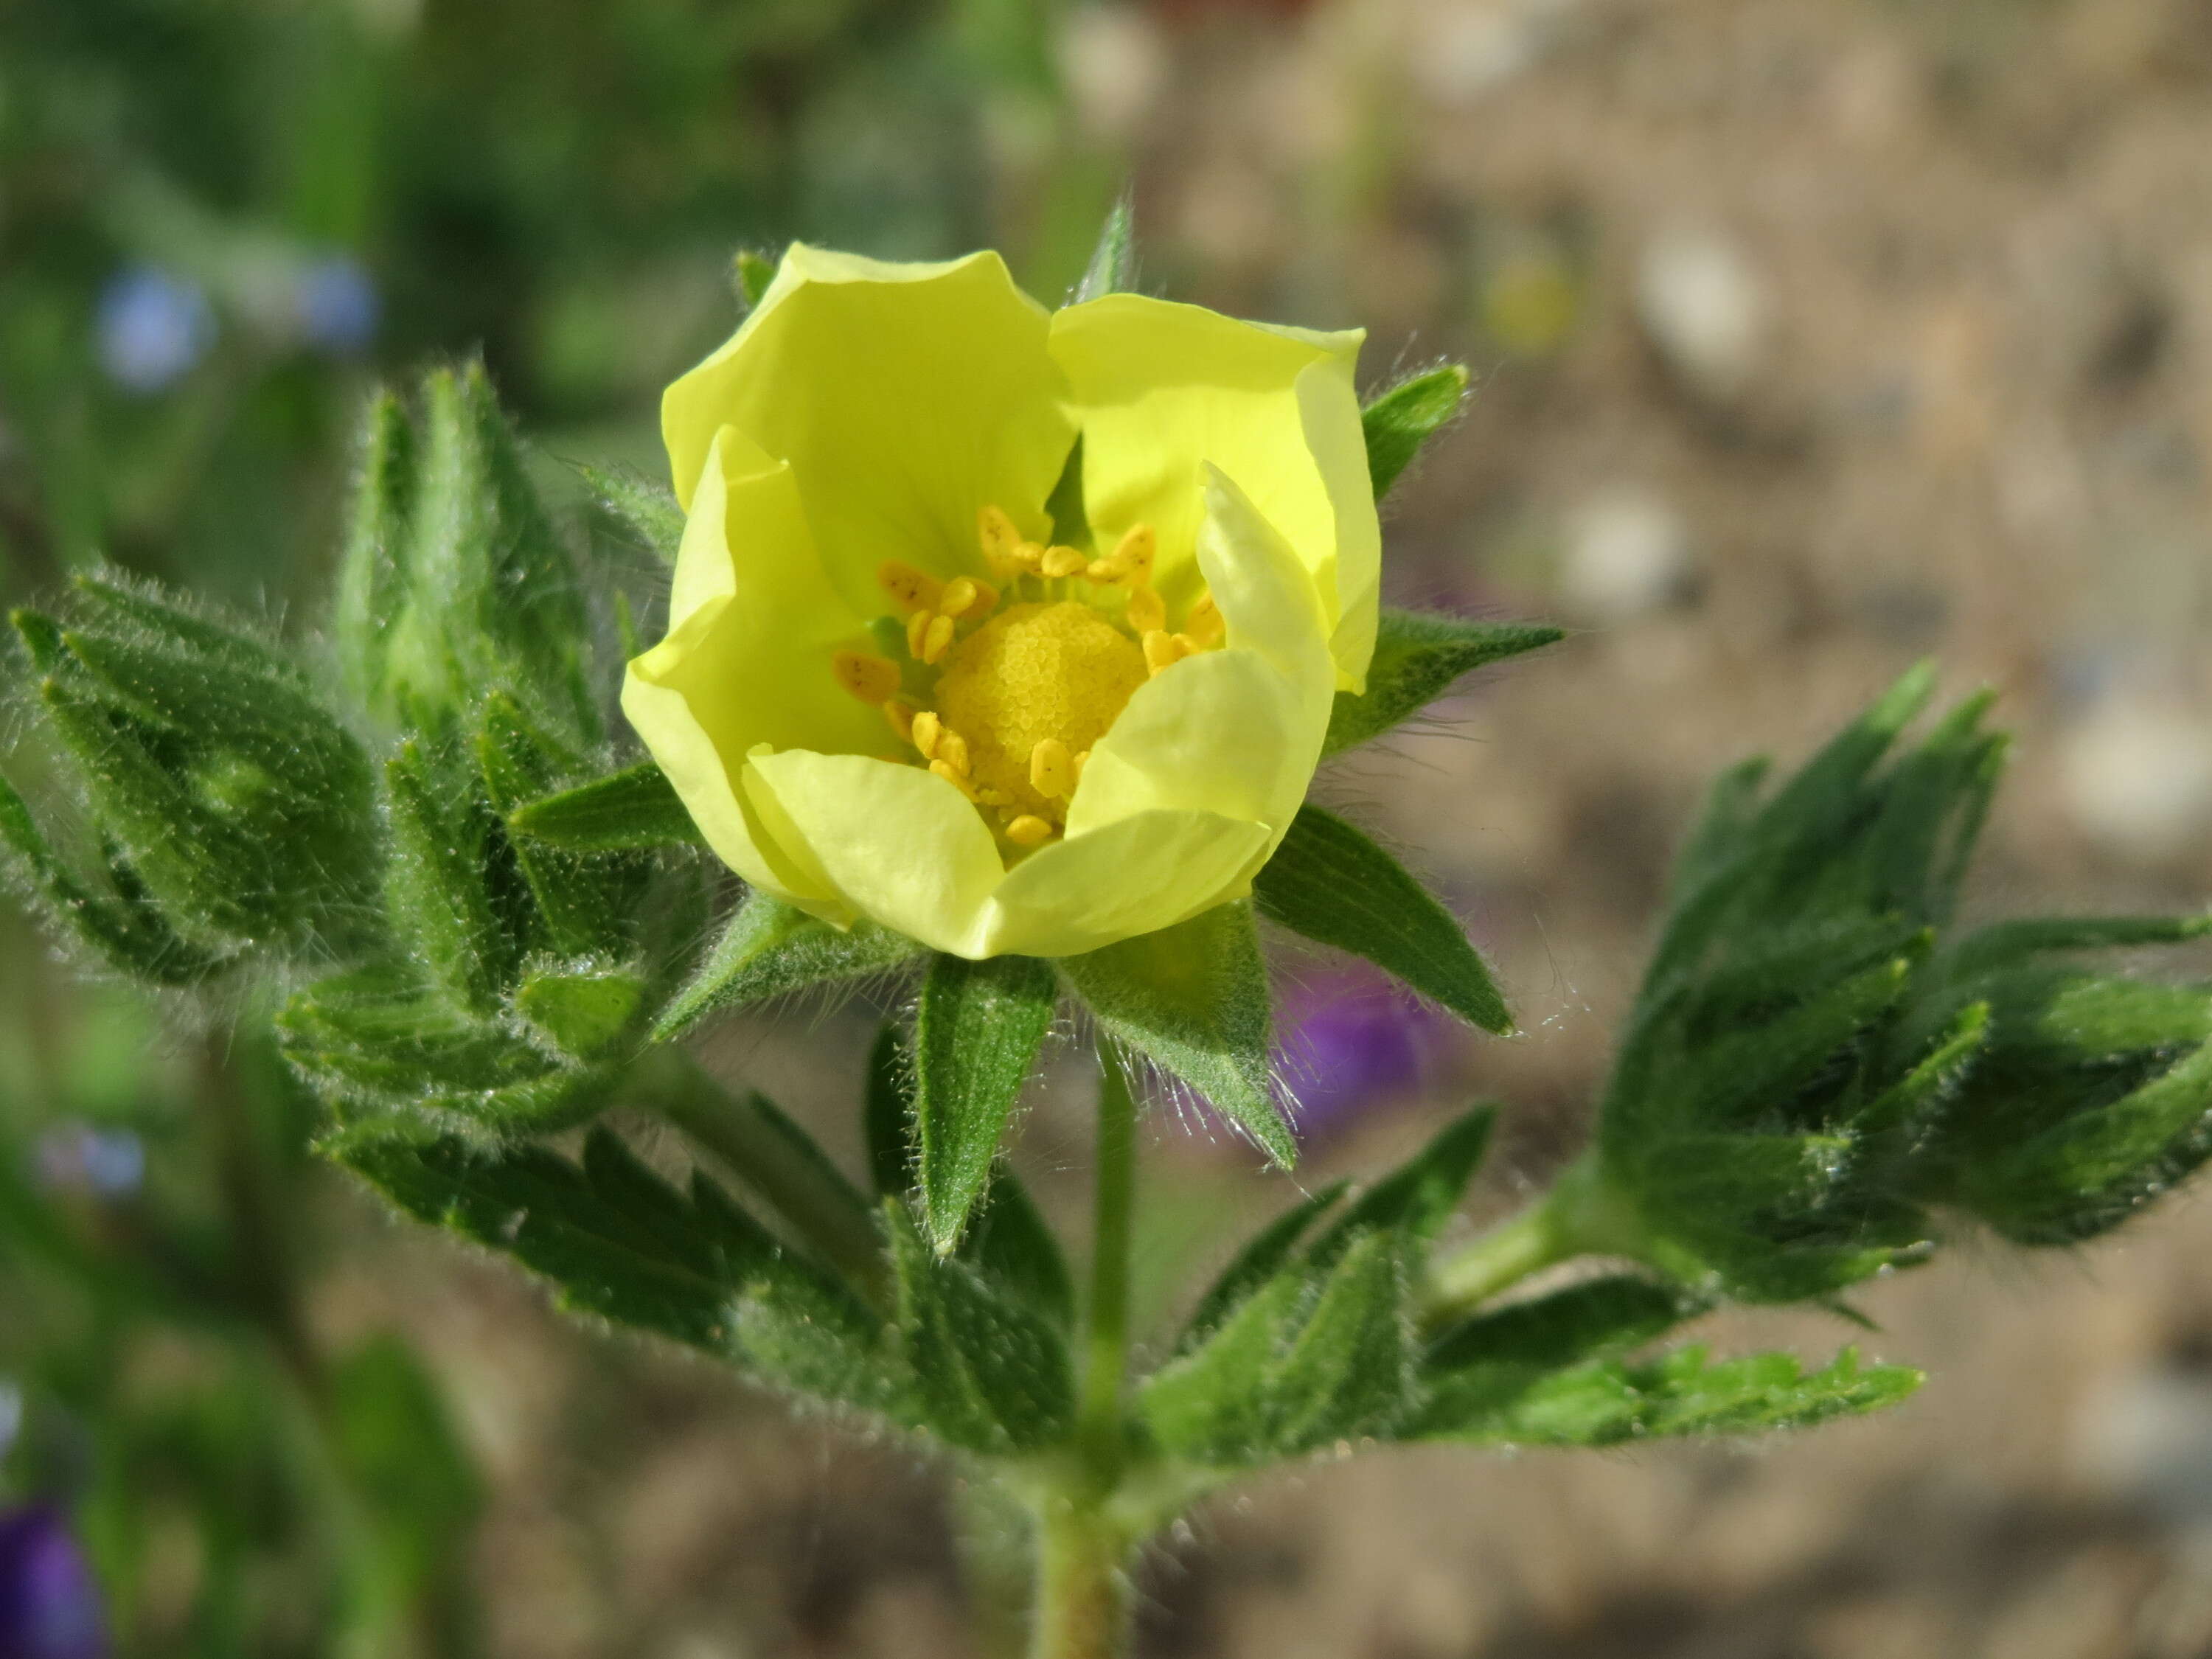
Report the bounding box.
[1324,609,1562,757]
[654,891,923,1042]
[1361,364,1468,498]
[507,759,703,851]
[914,953,1058,1248]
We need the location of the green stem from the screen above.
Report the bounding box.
[639,1048,891,1308]
[1030,1043,1143,1659]
[1421,1154,1631,1332]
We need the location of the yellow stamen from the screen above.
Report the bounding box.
[832,649,900,703]
[1005,814,1054,847]
[978,505,1024,574]
[1088,524,1155,587]
[878,560,942,616]
[1029,737,1073,799]
[1072,749,1089,784]
[1125,586,1165,634]
[942,575,996,620]
[905,611,933,659]
[921,613,956,664]
[1011,540,1046,574]
[910,709,943,760]
[1041,544,1088,579]
[1142,630,1188,676]
[931,759,977,800]
[1185,593,1225,647]
[936,728,971,776]
[883,699,916,741]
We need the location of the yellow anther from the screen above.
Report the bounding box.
[877,560,943,616]
[1088,524,1155,587]
[832,649,901,703]
[1185,592,1225,647]
[1005,814,1054,846]
[1172,633,1203,656]
[921,613,956,664]
[1029,737,1074,800]
[1011,540,1046,574]
[1125,586,1165,633]
[941,575,995,620]
[1041,544,1089,579]
[883,699,917,741]
[905,611,933,659]
[910,709,943,759]
[936,728,971,776]
[1143,630,1188,677]
[978,505,1024,575]
[931,759,977,800]
[1072,749,1089,783]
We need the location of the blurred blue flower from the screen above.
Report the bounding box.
[1276,965,1445,1144]
[0,1506,105,1659]
[295,257,378,355]
[94,268,214,394]
[33,1124,144,1199]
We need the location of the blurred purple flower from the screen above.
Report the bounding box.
[94,268,214,393]
[1275,966,1446,1144]
[0,1506,105,1659]
[33,1124,144,1199]
[295,257,378,355]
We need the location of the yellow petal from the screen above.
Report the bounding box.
[742,749,1008,956]
[1067,467,1334,850]
[981,810,1270,958]
[1048,294,1380,690]
[664,246,1074,618]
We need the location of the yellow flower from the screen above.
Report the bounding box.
[623,246,1379,959]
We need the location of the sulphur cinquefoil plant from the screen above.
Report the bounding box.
[6,213,2212,1659]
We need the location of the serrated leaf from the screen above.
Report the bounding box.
[335,387,417,717]
[1944,913,2212,979]
[1175,1180,1349,1354]
[653,890,922,1042]
[1417,1342,1919,1446]
[914,952,1058,1248]
[1256,806,1511,1032]
[1361,364,1467,498]
[507,759,703,850]
[1074,192,1137,302]
[1307,1107,1495,1270]
[575,461,685,567]
[478,694,644,956]
[888,1206,1074,1455]
[1060,901,1291,1164]
[513,965,648,1061]
[1323,609,1562,757]
[1423,1274,1698,1376]
[383,739,508,1014]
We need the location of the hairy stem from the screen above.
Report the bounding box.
[639,1047,891,1307]
[1030,1492,1133,1659]
[1422,1154,1634,1331]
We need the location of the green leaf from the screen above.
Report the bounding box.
[383,739,508,1015]
[1060,901,1291,1164]
[1307,1107,1495,1269]
[507,758,703,850]
[1423,1274,1698,1377]
[574,461,685,567]
[328,1335,481,1597]
[863,1023,917,1199]
[888,1206,1075,1455]
[1256,805,1511,1032]
[512,964,649,1061]
[1175,1180,1349,1354]
[914,953,1058,1248]
[334,387,417,716]
[1323,609,1562,757]
[1417,1344,1921,1447]
[1073,191,1137,302]
[477,693,644,956]
[1944,913,2212,979]
[1141,1230,1416,1464]
[961,1168,1075,1332]
[654,890,924,1041]
[1361,364,1468,498]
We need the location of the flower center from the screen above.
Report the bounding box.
[826,504,1225,851]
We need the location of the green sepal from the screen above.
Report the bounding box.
[733,247,779,311]
[653,890,923,1042]
[0,771,226,984]
[1413,1343,1920,1447]
[1324,609,1563,757]
[1173,1180,1349,1355]
[507,758,703,851]
[863,1023,916,1199]
[1060,901,1292,1164]
[1256,805,1511,1033]
[1073,192,1137,302]
[887,1203,1075,1455]
[383,739,509,1015]
[914,952,1059,1248]
[1140,1229,1416,1466]
[574,461,685,568]
[1361,364,1467,498]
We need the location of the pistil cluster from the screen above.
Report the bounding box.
[830,505,1225,851]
